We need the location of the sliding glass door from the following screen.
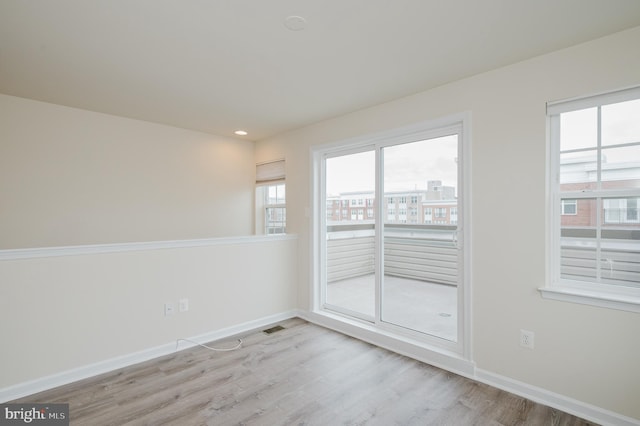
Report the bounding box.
[381,135,459,341]
[320,123,465,348]
[324,149,376,321]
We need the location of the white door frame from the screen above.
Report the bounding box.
[309,112,473,363]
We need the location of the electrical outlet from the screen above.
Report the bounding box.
[179,298,189,312]
[164,303,175,316]
[520,329,535,349]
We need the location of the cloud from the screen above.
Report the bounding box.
[325,134,459,195]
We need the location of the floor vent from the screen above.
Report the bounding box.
[263,325,285,334]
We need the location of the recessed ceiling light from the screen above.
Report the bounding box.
[234,130,248,136]
[284,15,307,31]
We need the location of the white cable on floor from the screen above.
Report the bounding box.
[175,338,243,352]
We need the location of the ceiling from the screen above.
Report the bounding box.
[1,1,640,141]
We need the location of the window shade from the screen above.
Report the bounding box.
[547,85,640,115]
[256,159,285,183]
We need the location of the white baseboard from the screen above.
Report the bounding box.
[299,310,638,426]
[4,311,637,426]
[475,369,640,426]
[0,310,298,403]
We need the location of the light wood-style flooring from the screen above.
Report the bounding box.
[13,318,595,425]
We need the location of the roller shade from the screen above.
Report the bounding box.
[547,85,640,115]
[256,159,285,184]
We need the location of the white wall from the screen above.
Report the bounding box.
[256,26,640,420]
[0,237,298,390]
[0,95,299,397]
[0,94,254,249]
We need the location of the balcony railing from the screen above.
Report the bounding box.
[560,227,640,287]
[327,223,640,289]
[326,223,458,285]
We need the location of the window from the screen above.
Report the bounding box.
[424,208,433,224]
[265,183,286,234]
[544,87,640,312]
[603,198,640,224]
[561,199,577,215]
[255,160,286,235]
[628,198,639,222]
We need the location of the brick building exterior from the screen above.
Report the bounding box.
[326,180,458,225]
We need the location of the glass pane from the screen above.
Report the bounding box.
[602,99,640,146]
[382,135,458,341]
[561,199,577,215]
[601,145,640,188]
[266,184,285,204]
[601,197,640,288]
[561,197,597,227]
[276,184,285,204]
[325,151,375,319]
[560,235,597,282]
[266,207,286,234]
[603,197,640,225]
[560,150,597,189]
[268,185,277,203]
[560,198,597,283]
[560,107,597,151]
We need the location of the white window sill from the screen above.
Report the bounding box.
[539,287,640,313]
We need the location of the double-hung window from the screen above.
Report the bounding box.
[543,86,640,312]
[255,160,286,235]
[264,183,286,234]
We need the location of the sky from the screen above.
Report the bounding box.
[325,134,458,195]
[561,99,640,165]
[324,98,639,196]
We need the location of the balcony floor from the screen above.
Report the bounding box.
[326,274,457,341]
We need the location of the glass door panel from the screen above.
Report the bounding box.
[381,135,459,341]
[324,150,376,320]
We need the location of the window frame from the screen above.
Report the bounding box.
[310,111,473,361]
[255,159,286,235]
[542,86,640,312]
[263,182,286,235]
[561,199,577,215]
